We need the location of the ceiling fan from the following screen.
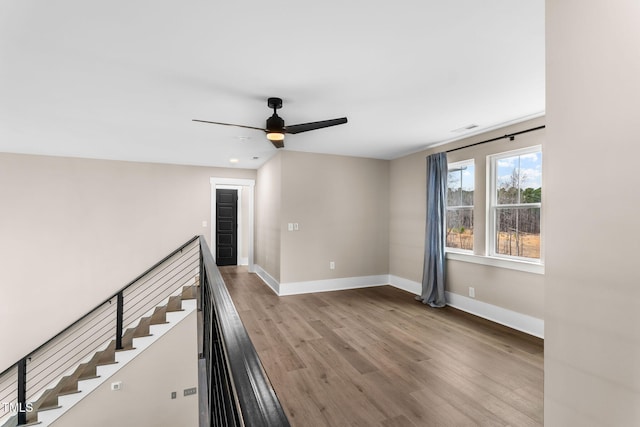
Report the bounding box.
[193,97,348,149]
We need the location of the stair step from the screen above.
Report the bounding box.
[34,404,61,413]
[23,293,197,427]
[56,389,81,398]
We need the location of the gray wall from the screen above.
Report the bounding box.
[0,152,255,369]
[389,117,545,320]
[545,0,640,425]
[255,150,389,285]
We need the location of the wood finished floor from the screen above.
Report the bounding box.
[220,266,543,427]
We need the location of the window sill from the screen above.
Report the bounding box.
[446,251,544,275]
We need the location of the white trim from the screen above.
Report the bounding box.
[279,275,389,296]
[253,264,280,295]
[250,268,544,338]
[446,252,544,274]
[216,185,244,266]
[210,177,255,272]
[388,275,543,338]
[388,274,421,295]
[445,291,544,338]
[486,145,543,264]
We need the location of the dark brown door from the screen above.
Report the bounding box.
[216,189,237,266]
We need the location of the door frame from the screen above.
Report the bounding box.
[210,177,255,271]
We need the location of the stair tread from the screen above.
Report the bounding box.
[36,404,62,412]
[24,286,197,425]
[56,389,81,397]
[94,360,119,367]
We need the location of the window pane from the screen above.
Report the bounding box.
[448,164,474,207]
[447,170,461,206]
[496,155,520,204]
[446,208,474,250]
[461,164,474,205]
[497,152,542,205]
[495,207,540,259]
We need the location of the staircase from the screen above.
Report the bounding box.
[0,236,202,427]
[2,235,289,427]
[2,285,197,427]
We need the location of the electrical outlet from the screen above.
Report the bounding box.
[171,391,177,399]
[111,381,122,391]
[469,287,475,298]
[329,261,335,270]
[294,223,299,231]
[288,223,294,231]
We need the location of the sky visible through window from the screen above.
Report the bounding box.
[497,152,542,194]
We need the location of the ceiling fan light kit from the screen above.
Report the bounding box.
[193,97,348,149]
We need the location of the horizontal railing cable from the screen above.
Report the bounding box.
[0,235,200,380]
[1,235,289,427]
[0,235,200,426]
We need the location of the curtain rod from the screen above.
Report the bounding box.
[445,125,545,153]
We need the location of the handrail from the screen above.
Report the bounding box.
[1,235,289,427]
[0,235,199,379]
[198,236,290,426]
[0,236,201,426]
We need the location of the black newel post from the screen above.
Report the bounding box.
[115,291,124,350]
[17,357,27,425]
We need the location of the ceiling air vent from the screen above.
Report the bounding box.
[452,124,479,133]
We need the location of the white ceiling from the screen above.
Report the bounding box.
[0,0,545,169]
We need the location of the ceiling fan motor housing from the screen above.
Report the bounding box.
[266,113,285,132]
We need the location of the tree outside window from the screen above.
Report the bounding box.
[446,160,474,251]
[490,148,542,260]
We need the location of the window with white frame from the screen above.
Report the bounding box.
[446,159,474,251]
[488,146,542,261]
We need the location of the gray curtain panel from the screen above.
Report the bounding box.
[416,152,447,307]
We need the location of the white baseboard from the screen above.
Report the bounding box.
[253,264,280,295]
[250,268,543,338]
[253,264,387,296]
[388,275,543,338]
[279,275,389,296]
[388,274,421,295]
[445,291,544,338]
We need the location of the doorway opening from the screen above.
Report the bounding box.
[210,177,255,271]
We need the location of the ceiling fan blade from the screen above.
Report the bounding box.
[284,117,348,134]
[192,119,266,132]
[270,139,285,149]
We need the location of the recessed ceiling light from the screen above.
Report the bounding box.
[229,158,239,164]
[235,136,251,141]
[252,156,260,160]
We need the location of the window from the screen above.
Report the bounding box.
[447,160,474,251]
[488,147,542,261]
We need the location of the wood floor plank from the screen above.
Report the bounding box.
[221,266,544,427]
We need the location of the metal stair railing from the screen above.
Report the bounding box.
[198,236,289,427]
[0,235,289,427]
[0,236,200,426]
